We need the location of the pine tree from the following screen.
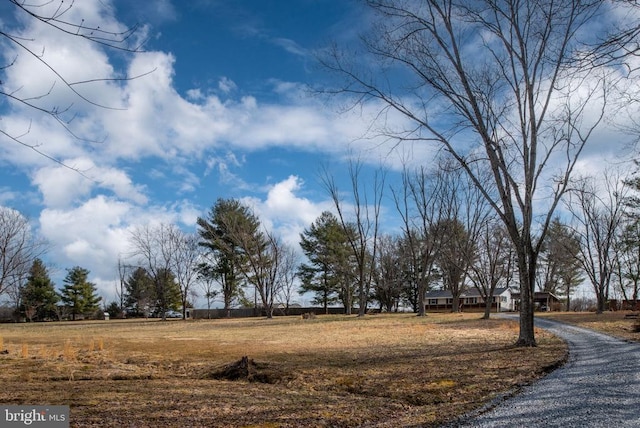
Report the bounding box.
[152,268,181,318]
[21,259,59,321]
[298,211,352,314]
[124,267,155,317]
[60,266,101,320]
[197,198,250,317]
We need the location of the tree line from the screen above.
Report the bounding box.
[1,156,639,322]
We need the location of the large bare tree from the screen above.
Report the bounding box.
[324,0,621,345]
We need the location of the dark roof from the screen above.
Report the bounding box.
[511,291,561,301]
[425,287,511,299]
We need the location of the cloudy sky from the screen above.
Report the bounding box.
[0,0,636,303]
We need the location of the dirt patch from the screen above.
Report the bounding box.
[204,356,293,384]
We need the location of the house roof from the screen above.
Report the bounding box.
[425,287,511,299]
[511,291,561,301]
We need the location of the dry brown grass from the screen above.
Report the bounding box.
[541,311,640,342]
[0,313,566,427]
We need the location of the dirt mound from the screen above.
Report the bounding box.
[205,356,291,384]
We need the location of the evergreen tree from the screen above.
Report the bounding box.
[538,218,583,310]
[21,258,59,321]
[124,267,155,317]
[197,198,249,317]
[298,211,353,314]
[153,268,181,317]
[60,266,101,320]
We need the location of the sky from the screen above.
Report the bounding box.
[0,0,636,304]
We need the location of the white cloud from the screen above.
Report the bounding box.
[241,175,332,248]
[218,77,238,93]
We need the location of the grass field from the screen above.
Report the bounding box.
[0,313,566,427]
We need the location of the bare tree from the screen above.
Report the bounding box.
[323,160,385,316]
[567,171,628,314]
[167,228,201,319]
[2,1,148,172]
[0,207,47,299]
[276,243,300,315]
[197,261,219,319]
[469,220,515,319]
[234,228,281,319]
[372,234,403,312]
[324,0,618,345]
[430,159,491,312]
[392,166,444,316]
[128,224,181,320]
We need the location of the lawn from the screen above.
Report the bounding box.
[0,313,566,427]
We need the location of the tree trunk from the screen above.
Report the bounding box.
[596,288,606,314]
[417,281,426,317]
[452,295,460,313]
[515,256,536,347]
[482,300,492,320]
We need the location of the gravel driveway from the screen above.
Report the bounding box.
[449,316,640,427]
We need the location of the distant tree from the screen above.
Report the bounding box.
[567,172,628,314]
[222,204,281,319]
[197,199,248,317]
[197,263,219,318]
[60,266,101,320]
[276,243,300,315]
[372,234,403,312]
[129,223,183,320]
[105,301,123,319]
[0,207,47,299]
[391,166,447,316]
[614,220,640,307]
[298,211,346,313]
[124,267,154,317]
[538,218,583,310]
[469,221,515,319]
[615,165,640,307]
[114,257,133,316]
[167,228,201,319]
[20,258,59,322]
[152,268,181,317]
[395,230,424,313]
[323,161,385,316]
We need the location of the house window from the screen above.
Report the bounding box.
[429,299,438,305]
[467,297,477,304]
[501,296,507,303]
[446,298,453,305]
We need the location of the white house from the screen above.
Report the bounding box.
[424,287,514,312]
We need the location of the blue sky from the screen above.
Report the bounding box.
[0,0,407,302]
[0,0,634,303]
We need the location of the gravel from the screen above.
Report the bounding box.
[448,316,640,427]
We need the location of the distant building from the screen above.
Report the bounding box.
[511,291,561,312]
[425,287,514,312]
